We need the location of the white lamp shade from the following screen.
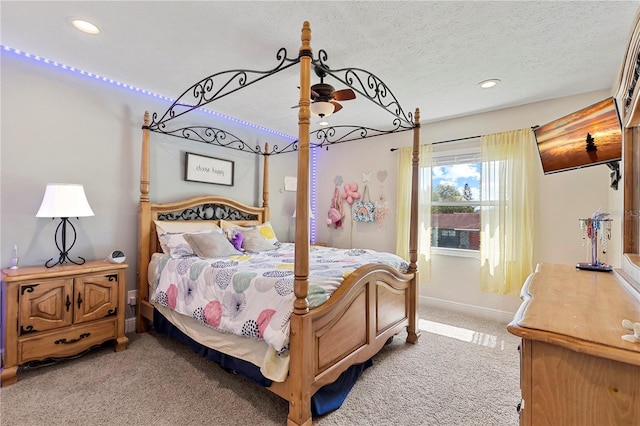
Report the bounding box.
[309,101,335,118]
[36,184,95,218]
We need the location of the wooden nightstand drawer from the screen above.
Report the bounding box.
[19,318,117,364]
[2,260,129,386]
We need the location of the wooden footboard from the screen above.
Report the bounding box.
[311,264,417,383]
[280,264,420,425]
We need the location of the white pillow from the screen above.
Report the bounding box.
[154,220,219,235]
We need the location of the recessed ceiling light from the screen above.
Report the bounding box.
[69,18,100,35]
[478,79,500,89]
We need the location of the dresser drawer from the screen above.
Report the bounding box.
[18,318,117,364]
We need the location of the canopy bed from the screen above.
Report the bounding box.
[136,22,421,425]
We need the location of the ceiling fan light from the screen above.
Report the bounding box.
[309,101,334,118]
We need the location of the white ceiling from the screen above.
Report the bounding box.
[2,1,639,138]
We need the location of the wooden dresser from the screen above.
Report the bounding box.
[508,262,640,426]
[1,260,129,386]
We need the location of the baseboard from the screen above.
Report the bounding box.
[125,317,136,334]
[420,296,516,323]
[121,301,511,331]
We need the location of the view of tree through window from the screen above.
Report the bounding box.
[431,154,481,250]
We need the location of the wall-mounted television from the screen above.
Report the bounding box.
[534,97,622,175]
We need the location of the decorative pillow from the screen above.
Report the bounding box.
[154,220,220,254]
[219,219,256,232]
[219,219,279,246]
[220,220,251,241]
[183,232,242,258]
[241,227,278,252]
[255,221,279,245]
[158,229,218,258]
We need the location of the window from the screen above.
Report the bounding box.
[431,150,481,251]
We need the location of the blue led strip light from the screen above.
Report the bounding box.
[1,44,296,141]
[310,146,318,245]
[4,43,316,239]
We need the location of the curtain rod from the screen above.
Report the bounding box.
[389,126,539,152]
[389,134,481,152]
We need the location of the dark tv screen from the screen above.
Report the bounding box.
[534,97,622,174]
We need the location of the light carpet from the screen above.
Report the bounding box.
[0,304,520,425]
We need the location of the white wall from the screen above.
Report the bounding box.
[314,90,618,320]
[1,49,621,322]
[315,131,408,251]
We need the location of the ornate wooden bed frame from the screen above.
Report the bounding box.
[136,22,421,426]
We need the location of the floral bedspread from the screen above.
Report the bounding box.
[151,243,409,353]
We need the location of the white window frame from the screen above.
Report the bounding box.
[430,145,481,258]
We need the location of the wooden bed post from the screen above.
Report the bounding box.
[406,108,421,344]
[288,21,313,426]
[263,143,270,222]
[293,24,312,313]
[137,111,151,333]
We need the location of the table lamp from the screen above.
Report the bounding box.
[36,183,94,268]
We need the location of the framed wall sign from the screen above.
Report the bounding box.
[185,152,234,186]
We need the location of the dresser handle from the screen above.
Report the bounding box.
[55,333,91,345]
[65,295,71,312]
[77,292,83,309]
[517,399,525,413]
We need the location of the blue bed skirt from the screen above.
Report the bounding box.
[152,309,372,416]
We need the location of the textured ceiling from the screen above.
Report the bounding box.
[2,1,639,138]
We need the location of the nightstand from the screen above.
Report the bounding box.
[0,260,129,386]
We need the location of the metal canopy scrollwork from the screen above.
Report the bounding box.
[156,126,264,154]
[312,49,414,127]
[157,203,258,221]
[310,121,413,150]
[147,46,416,155]
[149,47,298,130]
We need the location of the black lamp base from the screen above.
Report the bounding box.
[45,217,86,268]
[45,254,86,268]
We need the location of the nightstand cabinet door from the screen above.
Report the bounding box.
[19,278,74,335]
[74,273,119,324]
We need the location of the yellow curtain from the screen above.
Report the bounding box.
[479,128,535,294]
[396,144,432,281]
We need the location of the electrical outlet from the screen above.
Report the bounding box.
[127,290,138,306]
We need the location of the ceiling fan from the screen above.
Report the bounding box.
[295,65,356,121]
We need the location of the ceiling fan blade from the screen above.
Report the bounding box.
[331,101,343,113]
[332,88,356,101]
[298,86,320,100]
